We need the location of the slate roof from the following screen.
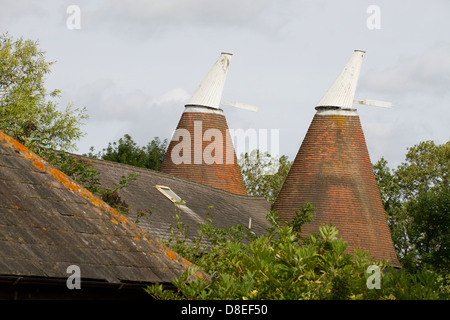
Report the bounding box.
[0,131,200,286]
[70,154,271,244]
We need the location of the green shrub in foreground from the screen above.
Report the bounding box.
[146,206,449,300]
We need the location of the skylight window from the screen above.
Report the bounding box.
[155,185,185,205]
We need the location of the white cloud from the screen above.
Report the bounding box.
[360,43,450,96]
[152,88,190,107]
[0,0,44,22]
[69,79,189,153]
[3,0,448,166]
[99,0,271,23]
[74,79,189,120]
[84,0,296,38]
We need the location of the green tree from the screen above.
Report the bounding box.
[373,140,450,274]
[91,134,168,171]
[407,184,450,274]
[373,157,411,265]
[396,140,449,200]
[238,150,292,203]
[0,33,87,154]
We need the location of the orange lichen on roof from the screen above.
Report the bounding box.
[1,132,37,162]
[32,160,45,172]
[50,167,82,193]
[166,250,177,261]
[90,197,104,207]
[159,242,188,265]
[0,130,203,277]
[0,131,131,228]
[160,245,207,279]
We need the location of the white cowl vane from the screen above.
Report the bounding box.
[185,52,232,110]
[316,50,365,109]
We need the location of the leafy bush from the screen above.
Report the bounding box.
[146,205,449,300]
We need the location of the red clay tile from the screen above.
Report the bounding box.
[273,107,400,267]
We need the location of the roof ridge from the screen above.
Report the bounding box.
[70,153,267,201]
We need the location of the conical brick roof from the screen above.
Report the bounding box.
[160,106,247,195]
[273,51,400,267]
[160,53,247,195]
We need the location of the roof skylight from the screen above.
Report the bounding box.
[155,185,185,205]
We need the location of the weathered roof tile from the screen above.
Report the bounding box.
[0,131,201,285]
[76,155,271,245]
[273,109,400,267]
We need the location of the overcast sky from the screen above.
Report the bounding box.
[1,0,449,168]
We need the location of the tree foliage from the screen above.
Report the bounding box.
[407,185,450,274]
[146,205,449,300]
[0,33,87,154]
[238,150,292,203]
[89,134,168,171]
[46,150,142,219]
[373,140,449,274]
[45,151,102,193]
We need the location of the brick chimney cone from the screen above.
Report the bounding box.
[272,50,400,267]
[160,53,248,195]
